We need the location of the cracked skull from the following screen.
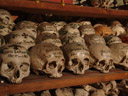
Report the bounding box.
[89,44,114,73]
[30,42,65,78]
[63,43,90,74]
[0,44,30,83]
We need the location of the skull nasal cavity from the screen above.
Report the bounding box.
[49,61,57,68]
[72,58,78,66]
[14,70,20,78]
[99,60,105,66]
[79,62,83,71]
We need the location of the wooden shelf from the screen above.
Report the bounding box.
[0,69,128,95]
[0,0,128,18]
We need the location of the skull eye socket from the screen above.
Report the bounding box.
[53,33,57,36]
[99,60,105,66]
[109,59,113,65]
[84,58,89,62]
[58,66,63,73]
[79,62,83,71]
[20,63,29,72]
[5,16,10,20]
[72,58,78,66]
[49,61,57,69]
[5,62,14,71]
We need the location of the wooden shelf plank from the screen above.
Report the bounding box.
[0,69,128,95]
[0,0,128,18]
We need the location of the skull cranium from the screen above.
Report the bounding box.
[84,34,106,47]
[0,44,30,83]
[89,44,114,73]
[15,21,38,39]
[63,43,90,74]
[38,22,59,37]
[36,33,62,47]
[109,43,128,70]
[8,29,35,49]
[30,42,65,77]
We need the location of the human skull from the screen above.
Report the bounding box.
[8,29,35,49]
[109,43,128,70]
[91,89,105,96]
[41,90,51,96]
[95,25,114,36]
[63,43,90,74]
[0,22,12,36]
[89,44,114,73]
[38,22,59,37]
[0,44,30,83]
[100,0,114,8]
[79,25,95,37]
[75,88,89,96]
[12,92,36,96]
[55,88,73,96]
[119,79,128,89]
[36,33,62,47]
[111,21,123,27]
[84,34,106,47]
[111,24,126,36]
[30,42,65,77]
[51,21,67,31]
[105,35,122,46]
[103,81,119,96]
[123,0,128,5]
[59,27,80,40]
[116,0,124,6]
[15,21,38,39]
[61,35,86,46]
[79,21,92,27]
[66,22,80,29]
[0,9,15,29]
[82,85,95,92]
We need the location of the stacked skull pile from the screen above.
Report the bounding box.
[0,9,128,84]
